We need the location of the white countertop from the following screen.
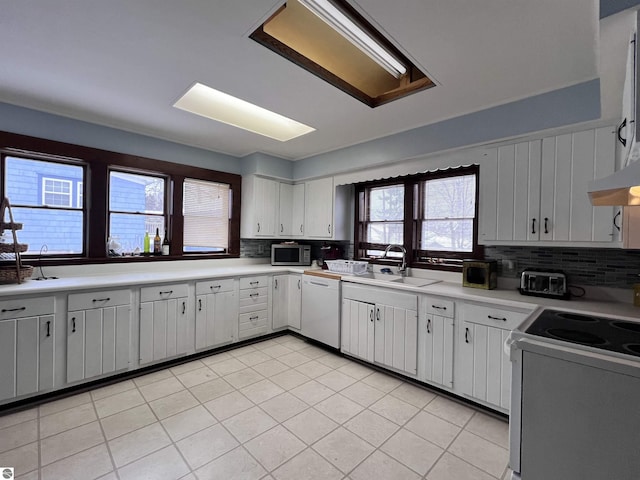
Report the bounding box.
[1,261,637,320]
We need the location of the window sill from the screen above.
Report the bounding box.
[23,253,239,267]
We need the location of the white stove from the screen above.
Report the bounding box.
[508,308,640,480]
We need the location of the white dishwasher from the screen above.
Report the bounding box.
[301,274,340,348]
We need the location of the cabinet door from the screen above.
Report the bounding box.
[459,321,511,410]
[16,316,39,397]
[195,294,208,351]
[213,291,237,345]
[67,311,85,383]
[305,177,334,238]
[272,275,289,330]
[140,297,189,364]
[255,177,278,237]
[287,275,302,330]
[84,308,104,379]
[424,314,454,388]
[374,304,418,375]
[139,302,154,365]
[99,305,131,375]
[278,183,293,237]
[341,299,374,361]
[39,315,55,391]
[292,183,305,237]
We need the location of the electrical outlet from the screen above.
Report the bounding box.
[257,244,265,255]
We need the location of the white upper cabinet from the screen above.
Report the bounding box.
[278,183,294,237]
[291,183,305,237]
[480,126,617,246]
[304,177,334,238]
[241,175,279,238]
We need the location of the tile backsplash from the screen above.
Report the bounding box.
[485,246,640,288]
[241,240,640,288]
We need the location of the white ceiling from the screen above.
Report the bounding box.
[0,0,599,161]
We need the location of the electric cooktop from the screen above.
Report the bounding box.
[525,309,640,358]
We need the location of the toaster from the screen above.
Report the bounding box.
[519,269,569,299]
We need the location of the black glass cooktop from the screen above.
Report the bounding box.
[526,309,640,358]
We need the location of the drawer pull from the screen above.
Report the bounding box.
[249,281,259,285]
[46,320,51,337]
[488,315,507,322]
[431,305,447,310]
[210,285,221,290]
[72,317,76,333]
[92,297,111,303]
[427,318,431,334]
[250,315,259,321]
[249,293,259,298]
[159,290,173,296]
[1,306,26,313]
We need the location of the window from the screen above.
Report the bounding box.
[0,130,241,264]
[42,177,73,207]
[361,184,404,258]
[183,179,230,253]
[4,156,85,255]
[355,165,480,270]
[108,171,166,255]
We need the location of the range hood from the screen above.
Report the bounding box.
[588,150,640,205]
[588,12,640,207]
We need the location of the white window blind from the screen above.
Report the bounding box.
[183,178,230,251]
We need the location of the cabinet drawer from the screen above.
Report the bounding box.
[239,276,269,290]
[68,289,131,311]
[239,310,268,330]
[196,278,235,295]
[425,298,454,318]
[239,295,268,313]
[140,283,189,302]
[0,296,55,320]
[239,287,268,300]
[460,303,530,330]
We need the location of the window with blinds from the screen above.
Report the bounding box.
[183,178,230,253]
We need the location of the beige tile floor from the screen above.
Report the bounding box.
[0,334,513,480]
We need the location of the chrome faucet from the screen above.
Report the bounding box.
[383,244,407,275]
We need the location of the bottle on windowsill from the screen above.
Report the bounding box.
[153,228,161,254]
[143,232,150,254]
[162,230,170,256]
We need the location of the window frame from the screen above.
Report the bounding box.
[0,130,241,266]
[354,165,482,271]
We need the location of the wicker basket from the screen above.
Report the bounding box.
[0,243,28,254]
[0,265,33,283]
[324,260,369,275]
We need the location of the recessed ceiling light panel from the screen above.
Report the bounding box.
[174,82,315,141]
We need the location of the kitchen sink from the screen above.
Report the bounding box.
[355,272,440,287]
[390,276,441,287]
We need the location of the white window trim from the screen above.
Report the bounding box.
[77,181,83,208]
[42,177,73,207]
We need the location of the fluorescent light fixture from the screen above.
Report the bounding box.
[298,0,407,78]
[174,83,315,142]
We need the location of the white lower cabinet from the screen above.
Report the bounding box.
[67,289,132,383]
[139,283,190,365]
[423,297,455,389]
[195,278,237,350]
[0,296,55,402]
[342,284,418,375]
[272,274,301,330]
[457,302,530,412]
[239,275,270,339]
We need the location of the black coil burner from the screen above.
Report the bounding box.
[526,309,640,358]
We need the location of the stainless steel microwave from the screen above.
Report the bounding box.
[271,243,311,266]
